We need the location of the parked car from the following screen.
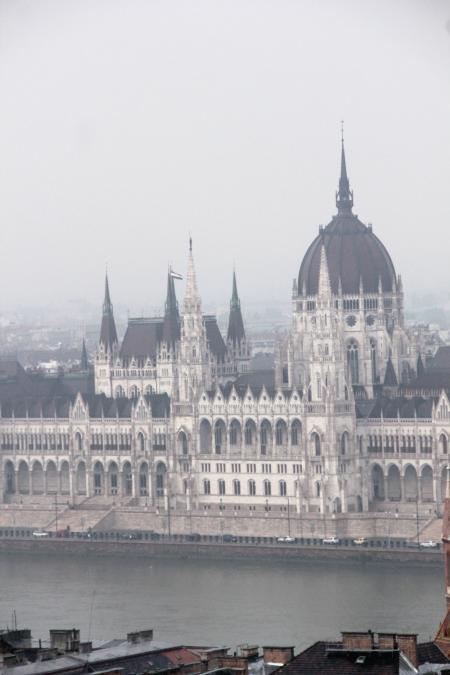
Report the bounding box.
[322,536,340,545]
[277,536,296,543]
[222,534,238,543]
[185,533,201,542]
[353,537,367,545]
[32,530,49,538]
[420,540,438,548]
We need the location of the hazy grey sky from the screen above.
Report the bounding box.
[0,0,449,316]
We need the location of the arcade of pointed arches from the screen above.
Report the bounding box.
[198,417,303,455]
[370,462,438,503]
[2,458,168,500]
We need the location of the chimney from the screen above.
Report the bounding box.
[126,629,153,644]
[341,631,374,651]
[378,633,396,650]
[238,645,259,659]
[49,629,80,653]
[396,634,418,667]
[263,647,294,665]
[78,642,92,654]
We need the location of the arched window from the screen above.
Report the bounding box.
[179,431,188,455]
[291,420,301,446]
[218,479,226,495]
[137,432,145,453]
[115,385,125,398]
[264,480,271,496]
[245,420,255,445]
[75,432,83,452]
[248,480,256,496]
[129,385,139,399]
[279,480,287,496]
[214,420,226,454]
[440,434,448,454]
[233,479,241,496]
[370,338,377,383]
[275,420,286,446]
[311,432,321,456]
[347,340,359,384]
[340,432,348,455]
[315,482,321,498]
[154,463,166,496]
[203,479,211,495]
[229,420,240,446]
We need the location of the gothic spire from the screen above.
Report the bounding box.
[99,273,118,353]
[317,244,332,298]
[80,338,89,371]
[227,270,245,345]
[383,356,398,387]
[163,269,180,345]
[183,238,201,314]
[417,353,425,378]
[336,125,354,215]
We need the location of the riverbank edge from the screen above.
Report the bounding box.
[0,538,443,566]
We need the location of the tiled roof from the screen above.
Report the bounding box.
[429,346,450,373]
[357,396,433,420]
[204,316,227,361]
[0,392,170,420]
[417,641,450,665]
[234,370,276,390]
[120,319,163,360]
[272,642,400,674]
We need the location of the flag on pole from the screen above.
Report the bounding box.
[170,270,183,280]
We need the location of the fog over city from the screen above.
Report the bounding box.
[0,0,449,316]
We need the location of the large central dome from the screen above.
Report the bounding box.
[298,144,396,296]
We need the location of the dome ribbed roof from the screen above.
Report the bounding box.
[298,214,396,295]
[298,141,397,296]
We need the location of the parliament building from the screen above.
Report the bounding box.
[1,142,450,520]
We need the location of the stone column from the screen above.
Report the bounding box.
[69,469,74,502]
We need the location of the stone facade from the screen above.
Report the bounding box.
[1,142,449,523]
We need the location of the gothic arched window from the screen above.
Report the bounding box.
[347,340,359,384]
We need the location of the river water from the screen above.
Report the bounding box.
[0,552,443,651]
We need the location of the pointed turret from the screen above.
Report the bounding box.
[383,356,398,387]
[335,129,354,215]
[183,238,201,315]
[317,244,332,298]
[416,353,425,378]
[80,339,89,371]
[227,270,245,345]
[162,269,180,345]
[99,273,118,353]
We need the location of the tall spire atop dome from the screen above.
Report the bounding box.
[336,122,354,215]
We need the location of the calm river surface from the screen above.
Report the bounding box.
[0,552,443,650]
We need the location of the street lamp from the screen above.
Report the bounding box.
[287,496,291,537]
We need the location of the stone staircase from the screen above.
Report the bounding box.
[417,517,443,543]
[45,506,111,532]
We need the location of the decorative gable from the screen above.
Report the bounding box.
[70,393,88,421]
